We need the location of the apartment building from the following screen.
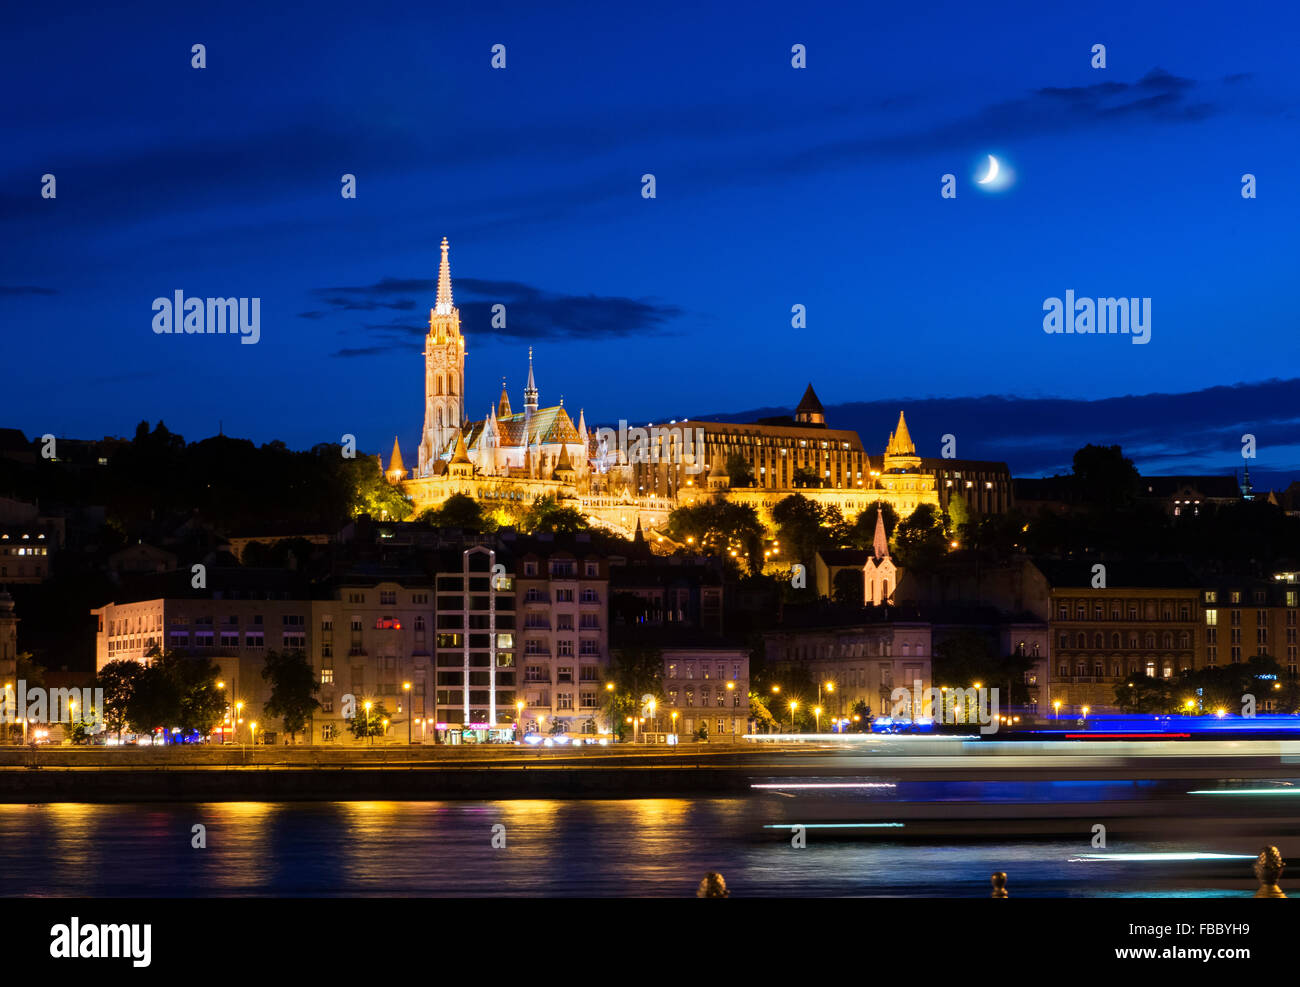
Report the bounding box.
[763,612,933,721]
[513,539,610,737]
[1038,561,1201,713]
[1198,575,1300,708]
[660,643,750,741]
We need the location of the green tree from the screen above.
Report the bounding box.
[97,660,145,741]
[666,501,764,571]
[749,692,779,732]
[418,493,494,531]
[349,701,392,742]
[725,452,755,488]
[1114,672,1175,713]
[791,466,822,489]
[849,698,873,731]
[525,496,589,534]
[607,645,664,740]
[771,494,828,574]
[946,492,971,542]
[345,453,414,520]
[848,501,898,551]
[125,647,224,741]
[892,502,948,570]
[262,649,321,743]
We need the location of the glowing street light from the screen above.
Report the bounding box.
[789,700,799,733]
[403,682,412,744]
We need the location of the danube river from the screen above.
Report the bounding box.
[0,796,1278,897]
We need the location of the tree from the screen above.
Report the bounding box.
[1072,444,1139,509]
[262,649,321,743]
[666,501,764,571]
[932,630,1034,708]
[848,502,898,551]
[525,496,589,534]
[849,698,873,731]
[349,701,391,742]
[347,454,414,520]
[97,660,145,741]
[749,692,779,732]
[418,493,493,531]
[832,567,864,606]
[607,645,664,740]
[771,494,829,573]
[725,452,755,488]
[946,492,971,543]
[892,503,948,570]
[125,647,224,741]
[1275,678,1300,715]
[1114,672,1174,713]
[791,466,822,489]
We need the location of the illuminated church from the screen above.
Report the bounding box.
[387,238,591,515]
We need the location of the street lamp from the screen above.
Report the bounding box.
[364,700,373,746]
[403,682,412,745]
[671,710,678,740]
[216,680,228,743]
[789,700,798,733]
[1053,699,1061,720]
[813,705,822,732]
[516,700,525,744]
[1081,706,1090,720]
[250,721,258,747]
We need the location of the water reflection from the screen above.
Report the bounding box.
[0,799,1271,897]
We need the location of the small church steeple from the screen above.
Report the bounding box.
[524,347,539,411]
[498,377,512,418]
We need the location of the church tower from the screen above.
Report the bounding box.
[417,237,466,476]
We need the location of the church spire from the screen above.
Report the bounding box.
[435,237,453,315]
[524,347,539,411]
[872,509,889,560]
[498,377,512,418]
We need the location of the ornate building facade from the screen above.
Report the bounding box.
[392,240,591,517]
[385,241,1008,538]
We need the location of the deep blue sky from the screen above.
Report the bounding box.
[3,0,1298,483]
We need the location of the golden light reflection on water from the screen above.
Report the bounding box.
[190,801,282,893]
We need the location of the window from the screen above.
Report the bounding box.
[321,668,334,684]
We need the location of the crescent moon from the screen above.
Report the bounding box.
[977,154,1000,185]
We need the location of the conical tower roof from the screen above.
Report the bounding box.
[450,429,471,464]
[389,436,405,474]
[796,383,824,416]
[888,411,915,455]
[873,509,889,560]
[498,378,512,418]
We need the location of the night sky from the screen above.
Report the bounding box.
[3,1,1297,484]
